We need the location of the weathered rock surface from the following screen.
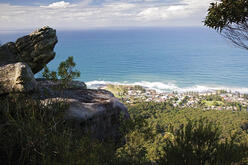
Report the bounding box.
[36,78,87,90]
[0,62,37,95]
[36,79,129,141]
[0,26,57,74]
[15,26,58,73]
[0,42,22,66]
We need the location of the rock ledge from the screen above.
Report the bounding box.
[37,79,129,140]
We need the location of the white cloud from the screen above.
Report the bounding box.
[104,2,136,10]
[0,0,216,30]
[137,0,214,21]
[41,1,73,9]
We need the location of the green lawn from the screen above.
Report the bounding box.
[203,100,224,106]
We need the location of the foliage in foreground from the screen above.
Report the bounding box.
[0,96,248,164]
[0,94,115,165]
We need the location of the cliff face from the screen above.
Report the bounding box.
[0,27,129,141]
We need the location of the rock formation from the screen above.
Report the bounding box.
[0,62,37,95]
[37,79,129,140]
[0,27,129,141]
[0,26,57,74]
[16,26,58,73]
[0,26,57,95]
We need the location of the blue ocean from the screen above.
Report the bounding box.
[1,27,248,92]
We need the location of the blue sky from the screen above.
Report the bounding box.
[0,0,216,30]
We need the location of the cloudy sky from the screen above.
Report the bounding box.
[0,0,215,30]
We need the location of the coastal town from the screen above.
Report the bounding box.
[102,84,248,111]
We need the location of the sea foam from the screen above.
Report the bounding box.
[86,81,248,93]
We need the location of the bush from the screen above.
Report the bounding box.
[158,119,247,165]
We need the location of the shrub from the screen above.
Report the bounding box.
[158,119,248,165]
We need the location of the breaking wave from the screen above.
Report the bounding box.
[86,81,248,93]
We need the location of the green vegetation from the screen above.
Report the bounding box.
[203,100,224,107]
[43,56,80,88]
[105,84,145,98]
[104,84,128,98]
[42,66,57,81]
[0,94,116,165]
[1,94,248,164]
[204,0,248,50]
[117,102,248,165]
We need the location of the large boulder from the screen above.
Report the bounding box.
[15,26,58,73]
[0,62,37,95]
[37,79,129,141]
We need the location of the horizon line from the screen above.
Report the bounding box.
[0,25,210,33]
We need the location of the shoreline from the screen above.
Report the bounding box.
[85,82,248,111]
[86,80,248,94]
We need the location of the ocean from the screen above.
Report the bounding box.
[1,27,248,93]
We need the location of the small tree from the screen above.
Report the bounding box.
[58,56,80,88]
[204,0,248,50]
[42,56,80,88]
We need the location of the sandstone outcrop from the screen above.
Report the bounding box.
[15,26,58,73]
[36,79,129,141]
[0,26,57,74]
[0,62,37,95]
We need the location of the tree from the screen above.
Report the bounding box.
[57,56,80,87]
[204,0,248,50]
[42,56,80,88]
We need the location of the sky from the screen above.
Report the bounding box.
[0,0,216,30]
